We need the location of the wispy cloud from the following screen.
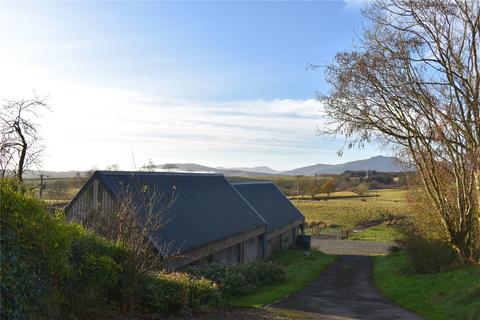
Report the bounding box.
[0,2,382,171]
[343,0,369,10]
[0,66,331,170]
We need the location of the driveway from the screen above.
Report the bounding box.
[273,238,420,319]
[311,238,395,256]
[274,255,421,320]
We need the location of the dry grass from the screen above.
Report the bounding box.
[293,189,409,228]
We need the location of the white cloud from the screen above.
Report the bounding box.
[0,3,381,171]
[0,61,330,170]
[343,0,369,10]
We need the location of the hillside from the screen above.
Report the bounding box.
[24,156,414,179]
[282,156,413,176]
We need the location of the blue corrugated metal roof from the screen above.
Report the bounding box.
[233,182,304,232]
[93,171,266,256]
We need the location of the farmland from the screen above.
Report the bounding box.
[25,177,410,235]
[292,189,410,228]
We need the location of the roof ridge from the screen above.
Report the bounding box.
[231,181,274,185]
[95,170,224,177]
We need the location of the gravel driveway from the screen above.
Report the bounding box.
[311,239,395,256]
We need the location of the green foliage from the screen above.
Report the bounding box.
[140,272,221,314]
[185,261,286,296]
[399,229,458,274]
[348,224,401,241]
[374,252,480,320]
[1,179,70,319]
[0,179,224,318]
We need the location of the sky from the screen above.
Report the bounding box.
[0,0,384,172]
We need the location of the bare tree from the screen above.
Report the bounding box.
[83,181,177,273]
[141,159,156,172]
[0,97,48,181]
[305,179,323,199]
[105,163,120,171]
[321,0,479,263]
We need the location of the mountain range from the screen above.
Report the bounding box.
[164,156,413,176]
[25,156,414,179]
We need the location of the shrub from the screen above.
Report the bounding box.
[140,272,220,314]
[185,261,286,296]
[62,248,124,316]
[0,179,139,318]
[399,229,458,274]
[1,180,68,319]
[1,179,223,318]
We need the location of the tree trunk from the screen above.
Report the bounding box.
[17,139,27,182]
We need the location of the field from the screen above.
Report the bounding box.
[292,189,409,229]
[347,223,401,241]
[24,177,84,207]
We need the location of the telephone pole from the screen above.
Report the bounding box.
[38,174,48,198]
[39,174,44,198]
[296,175,300,198]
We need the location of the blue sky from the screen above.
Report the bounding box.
[1,0,383,171]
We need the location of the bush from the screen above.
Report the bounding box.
[1,180,221,318]
[399,229,458,274]
[1,180,69,319]
[140,272,220,314]
[185,261,286,296]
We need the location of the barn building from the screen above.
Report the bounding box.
[65,171,305,270]
[65,171,269,270]
[232,182,305,257]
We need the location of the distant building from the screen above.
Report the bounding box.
[65,171,304,270]
[233,182,304,257]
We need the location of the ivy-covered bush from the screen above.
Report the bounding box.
[140,272,221,314]
[0,179,222,318]
[185,261,286,296]
[1,179,71,319]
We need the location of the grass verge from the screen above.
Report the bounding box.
[374,252,480,320]
[229,249,337,308]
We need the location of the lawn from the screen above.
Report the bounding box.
[229,249,337,307]
[348,223,401,241]
[293,189,410,228]
[374,252,480,320]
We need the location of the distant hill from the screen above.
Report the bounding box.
[23,170,85,179]
[155,163,276,177]
[282,156,413,176]
[222,166,279,175]
[24,155,414,179]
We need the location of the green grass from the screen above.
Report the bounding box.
[348,224,401,241]
[229,249,337,307]
[293,189,409,228]
[374,252,480,320]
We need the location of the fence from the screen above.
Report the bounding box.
[304,224,397,241]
